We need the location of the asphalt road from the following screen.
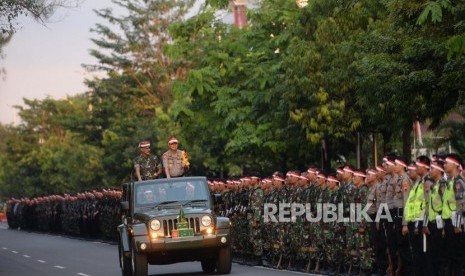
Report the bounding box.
[0,222,321,276]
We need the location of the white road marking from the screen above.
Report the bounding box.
[77,273,91,276]
[253,265,322,275]
[37,260,46,263]
[54,265,65,269]
[23,255,30,258]
[2,247,7,250]
[11,251,18,254]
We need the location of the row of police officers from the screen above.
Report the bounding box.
[208,153,465,276]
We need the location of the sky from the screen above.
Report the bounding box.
[0,0,233,125]
[0,0,120,125]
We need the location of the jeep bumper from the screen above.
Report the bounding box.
[133,232,230,253]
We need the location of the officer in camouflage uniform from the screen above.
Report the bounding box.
[276,173,291,269]
[326,175,341,271]
[235,178,249,258]
[221,180,233,217]
[229,181,240,257]
[304,168,319,272]
[366,169,380,274]
[352,171,373,275]
[314,172,329,272]
[248,176,265,265]
[279,171,300,269]
[287,171,304,270]
[134,140,162,181]
[261,178,274,265]
[269,176,284,267]
[337,166,356,274]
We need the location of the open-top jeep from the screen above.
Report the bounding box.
[118,176,232,276]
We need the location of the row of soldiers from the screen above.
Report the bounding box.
[208,153,465,276]
[6,189,122,241]
[5,152,465,275]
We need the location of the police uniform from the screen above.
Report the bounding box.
[442,158,465,276]
[162,149,188,177]
[405,174,431,276]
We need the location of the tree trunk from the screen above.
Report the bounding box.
[382,131,393,155]
[402,122,412,160]
[321,137,332,172]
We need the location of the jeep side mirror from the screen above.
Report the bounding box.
[121,201,129,211]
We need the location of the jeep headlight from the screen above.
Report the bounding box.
[150,219,161,231]
[201,215,212,227]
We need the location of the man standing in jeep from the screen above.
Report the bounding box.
[162,136,189,178]
[134,140,163,181]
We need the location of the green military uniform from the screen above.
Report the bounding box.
[354,184,373,273]
[288,184,304,268]
[248,183,264,261]
[340,181,356,272]
[268,185,282,265]
[321,186,337,268]
[134,154,162,180]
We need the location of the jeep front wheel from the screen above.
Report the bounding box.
[216,244,232,274]
[131,244,148,276]
[119,243,132,276]
[201,259,216,273]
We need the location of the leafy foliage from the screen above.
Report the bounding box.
[2,0,465,198]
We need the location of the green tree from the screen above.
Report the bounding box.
[0,0,81,34]
[168,3,311,176]
[84,0,195,182]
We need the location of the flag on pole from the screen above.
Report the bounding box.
[414,120,423,146]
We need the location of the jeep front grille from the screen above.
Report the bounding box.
[162,217,201,237]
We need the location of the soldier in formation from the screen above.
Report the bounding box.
[6,189,122,241]
[134,140,162,181]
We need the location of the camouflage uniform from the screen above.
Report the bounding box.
[302,183,317,271]
[323,186,340,269]
[354,184,373,272]
[134,154,162,180]
[339,181,357,271]
[239,186,251,256]
[273,184,290,268]
[262,186,275,263]
[267,186,282,264]
[314,185,329,270]
[288,184,304,268]
[248,183,264,259]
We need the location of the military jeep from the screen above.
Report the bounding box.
[118,176,232,276]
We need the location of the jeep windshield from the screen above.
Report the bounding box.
[134,179,210,208]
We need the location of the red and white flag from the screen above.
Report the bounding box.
[414,120,423,146]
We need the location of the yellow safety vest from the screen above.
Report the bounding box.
[428,181,443,221]
[442,179,456,220]
[405,179,426,222]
